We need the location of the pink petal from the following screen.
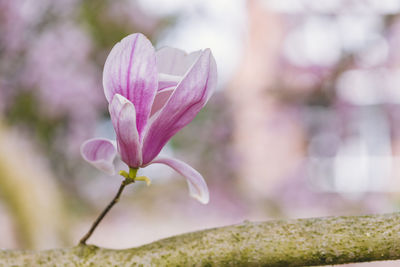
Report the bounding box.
[103,33,158,136]
[156,47,202,76]
[142,49,217,164]
[158,73,181,91]
[149,157,209,204]
[109,94,142,168]
[149,86,174,117]
[81,138,117,175]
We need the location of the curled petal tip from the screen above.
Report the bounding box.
[112,93,131,105]
[148,157,210,204]
[81,138,117,175]
[190,188,209,204]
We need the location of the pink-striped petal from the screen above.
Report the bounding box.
[149,157,209,204]
[158,73,180,91]
[156,47,202,76]
[142,49,217,164]
[81,138,117,175]
[109,94,142,168]
[150,86,175,117]
[103,33,158,136]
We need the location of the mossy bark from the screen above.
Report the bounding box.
[1,213,400,266]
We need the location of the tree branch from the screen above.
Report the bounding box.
[2,212,400,266]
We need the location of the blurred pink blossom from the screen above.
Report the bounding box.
[23,23,103,119]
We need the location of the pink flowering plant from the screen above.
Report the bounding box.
[79,33,217,244]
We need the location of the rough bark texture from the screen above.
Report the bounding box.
[1,213,400,266]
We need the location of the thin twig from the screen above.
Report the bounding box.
[79,180,131,245]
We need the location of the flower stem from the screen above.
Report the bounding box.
[79,178,133,245]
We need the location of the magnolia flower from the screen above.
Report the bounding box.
[81,33,217,204]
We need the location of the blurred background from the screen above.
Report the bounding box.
[1,0,400,265]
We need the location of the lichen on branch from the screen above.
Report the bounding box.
[2,213,400,266]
